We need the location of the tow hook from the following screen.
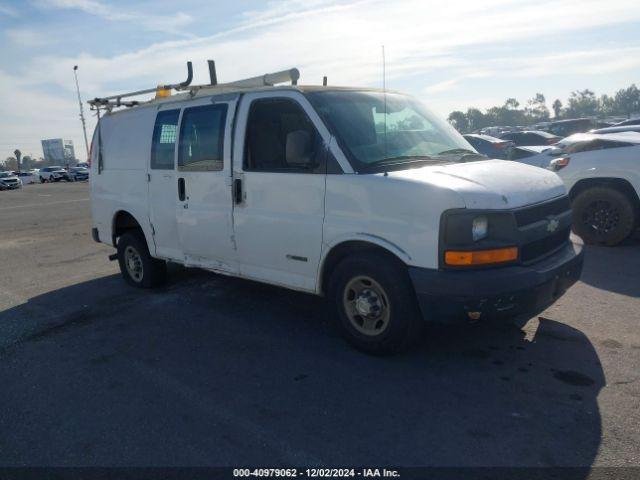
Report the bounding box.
[108,253,118,261]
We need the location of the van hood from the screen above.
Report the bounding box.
[386,159,566,209]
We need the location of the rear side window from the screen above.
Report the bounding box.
[178,104,228,172]
[564,139,633,154]
[151,110,179,170]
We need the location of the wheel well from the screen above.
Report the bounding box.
[570,177,640,211]
[320,241,406,295]
[112,211,143,247]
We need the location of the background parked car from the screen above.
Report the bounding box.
[15,171,39,184]
[463,134,514,159]
[508,145,550,162]
[510,132,640,246]
[66,166,89,181]
[39,166,67,182]
[614,118,640,127]
[590,125,640,135]
[499,130,560,146]
[547,118,595,137]
[0,171,22,190]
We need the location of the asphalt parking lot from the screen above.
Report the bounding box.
[0,182,639,468]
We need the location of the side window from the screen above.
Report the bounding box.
[151,110,179,170]
[178,104,228,172]
[600,140,632,150]
[245,98,323,172]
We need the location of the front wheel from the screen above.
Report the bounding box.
[572,187,637,246]
[117,231,167,288]
[328,252,422,355]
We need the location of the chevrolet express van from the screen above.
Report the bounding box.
[90,66,583,353]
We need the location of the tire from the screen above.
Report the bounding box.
[40,177,45,183]
[572,187,637,246]
[328,252,422,355]
[117,231,167,288]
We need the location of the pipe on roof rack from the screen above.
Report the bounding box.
[89,61,193,106]
[226,68,300,88]
[175,61,193,89]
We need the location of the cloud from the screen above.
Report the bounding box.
[425,79,460,94]
[34,0,194,35]
[425,70,494,94]
[5,28,51,47]
[503,47,640,77]
[0,2,18,16]
[28,0,640,95]
[3,0,640,159]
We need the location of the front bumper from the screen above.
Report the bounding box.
[408,239,584,323]
[0,182,20,189]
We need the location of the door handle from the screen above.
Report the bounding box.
[178,177,186,201]
[234,178,243,204]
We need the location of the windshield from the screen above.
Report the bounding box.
[306,91,476,171]
[0,172,12,178]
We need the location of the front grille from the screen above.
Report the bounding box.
[521,227,570,263]
[515,196,571,227]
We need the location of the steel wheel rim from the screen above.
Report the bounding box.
[343,275,390,336]
[582,200,620,235]
[124,245,144,282]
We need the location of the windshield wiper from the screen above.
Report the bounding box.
[435,148,488,162]
[367,155,438,166]
[436,148,478,155]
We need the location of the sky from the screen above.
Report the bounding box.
[1,0,640,161]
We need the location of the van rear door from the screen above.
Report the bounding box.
[174,96,238,272]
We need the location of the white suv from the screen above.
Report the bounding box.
[514,132,640,246]
[39,166,67,182]
[89,69,584,353]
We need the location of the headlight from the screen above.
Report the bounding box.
[472,216,488,242]
[548,156,570,171]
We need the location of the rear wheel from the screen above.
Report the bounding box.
[328,252,422,354]
[572,187,636,246]
[117,231,167,288]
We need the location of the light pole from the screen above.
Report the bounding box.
[73,65,90,161]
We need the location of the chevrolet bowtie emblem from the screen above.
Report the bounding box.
[547,217,560,232]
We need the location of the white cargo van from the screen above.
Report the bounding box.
[90,63,583,353]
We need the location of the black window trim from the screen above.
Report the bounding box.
[242,96,327,174]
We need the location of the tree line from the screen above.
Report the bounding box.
[447,84,640,133]
[2,156,54,171]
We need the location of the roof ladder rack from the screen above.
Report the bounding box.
[88,61,301,111]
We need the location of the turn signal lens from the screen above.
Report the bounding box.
[445,247,518,266]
